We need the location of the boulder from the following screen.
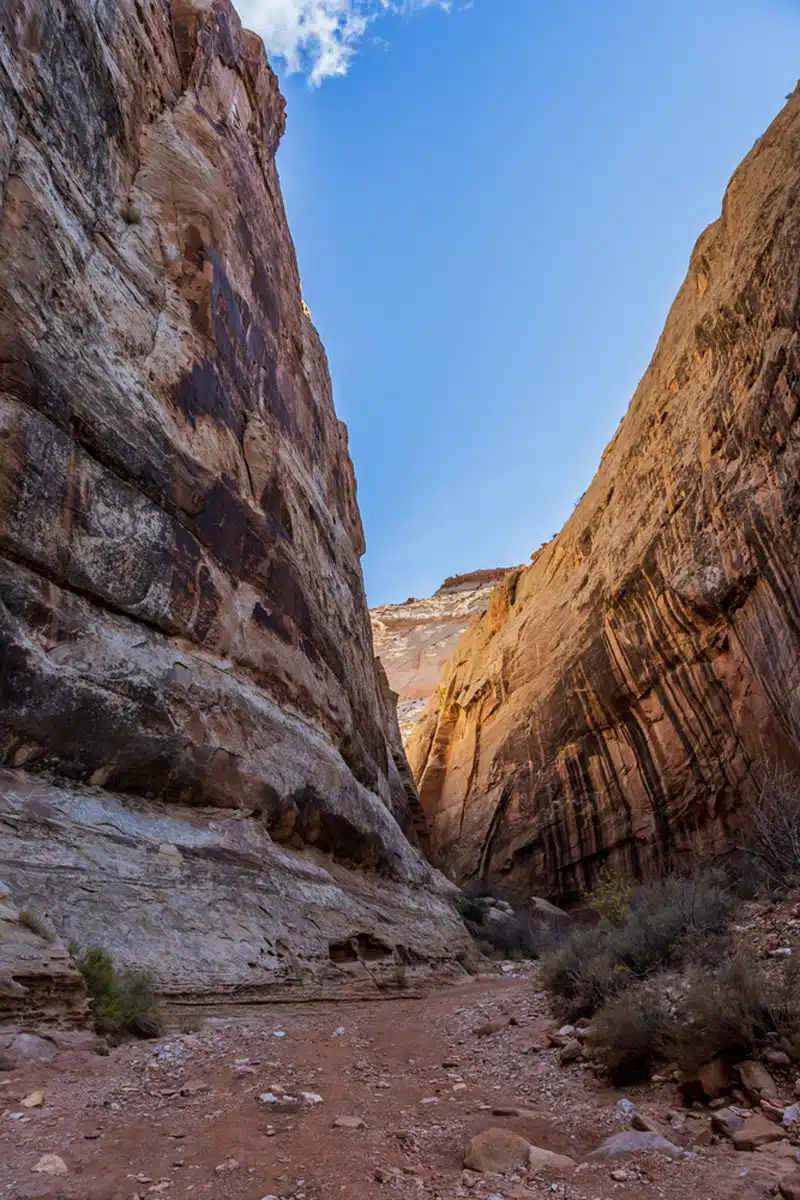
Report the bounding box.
[732,1115,787,1151]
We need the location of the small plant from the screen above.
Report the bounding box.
[584,866,634,925]
[120,198,141,225]
[17,911,53,941]
[70,945,163,1043]
[592,985,675,1084]
[179,1012,205,1034]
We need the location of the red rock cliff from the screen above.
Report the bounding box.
[409,88,800,902]
[0,0,467,1002]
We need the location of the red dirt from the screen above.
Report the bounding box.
[0,967,792,1200]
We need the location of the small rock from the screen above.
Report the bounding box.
[32,1154,68,1176]
[214,1159,239,1174]
[475,1017,512,1037]
[783,1105,800,1129]
[300,1092,323,1106]
[632,1113,661,1134]
[711,1108,746,1138]
[527,1145,576,1173]
[588,1131,683,1162]
[557,1025,576,1038]
[611,1168,630,1182]
[20,1090,45,1108]
[766,1049,793,1067]
[333,1027,346,1037]
[780,1176,800,1200]
[333,1115,365,1130]
[770,948,793,958]
[614,1098,637,1124]
[737,1060,777,1097]
[464,1127,531,1173]
[732,1114,787,1151]
[6,1033,57,1065]
[272,1030,286,1038]
[179,1079,210,1097]
[559,1038,583,1065]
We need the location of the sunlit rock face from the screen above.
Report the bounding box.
[371,570,512,741]
[0,0,468,1004]
[408,89,800,903]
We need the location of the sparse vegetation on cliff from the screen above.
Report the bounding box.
[69,945,163,1043]
[17,910,53,941]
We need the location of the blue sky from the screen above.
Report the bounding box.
[239,1,800,607]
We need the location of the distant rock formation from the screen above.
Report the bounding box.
[0,0,468,1008]
[371,570,511,740]
[409,87,800,902]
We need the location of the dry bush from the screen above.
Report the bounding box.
[541,874,733,1021]
[18,911,53,941]
[741,764,800,890]
[592,985,676,1084]
[672,948,800,1069]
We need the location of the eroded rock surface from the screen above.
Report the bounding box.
[371,570,511,741]
[409,87,800,901]
[0,0,467,1002]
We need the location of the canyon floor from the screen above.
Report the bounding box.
[2,966,794,1200]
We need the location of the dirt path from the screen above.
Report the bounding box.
[0,965,792,1200]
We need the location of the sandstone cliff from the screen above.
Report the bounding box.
[0,0,467,1004]
[409,87,800,903]
[371,570,510,741]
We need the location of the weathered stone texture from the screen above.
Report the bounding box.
[409,88,800,901]
[371,570,511,741]
[0,0,467,1002]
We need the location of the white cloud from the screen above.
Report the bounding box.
[236,1,451,86]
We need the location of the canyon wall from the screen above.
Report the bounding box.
[371,569,510,741]
[0,0,468,1005]
[409,87,800,903]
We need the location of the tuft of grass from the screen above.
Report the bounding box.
[69,945,163,1044]
[18,910,53,941]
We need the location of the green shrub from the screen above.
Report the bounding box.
[592,986,676,1084]
[672,948,800,1069]
[18,911,53,941]
[70,946,163,1043]
[541,874,734,1021]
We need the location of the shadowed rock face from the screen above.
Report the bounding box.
[409,88,800,903]
[371,570,511,741]
[0,0,468,1003]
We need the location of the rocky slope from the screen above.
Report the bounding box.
[371,570,510,741]
[0,0,467,1005]
[409,86,800,902]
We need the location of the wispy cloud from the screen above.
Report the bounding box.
[236,1,451,86]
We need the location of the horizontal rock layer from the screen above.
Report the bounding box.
[371,570,510,741]
[409,88,800,901]
[0,0,467,1004]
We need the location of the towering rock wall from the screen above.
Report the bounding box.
[371,569,511,741]
[409,88,800,903]
[0,0,468,1003]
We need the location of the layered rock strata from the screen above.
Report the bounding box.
[0,0,467,1002]
[371,570,510,741]
[409,88,800,902]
